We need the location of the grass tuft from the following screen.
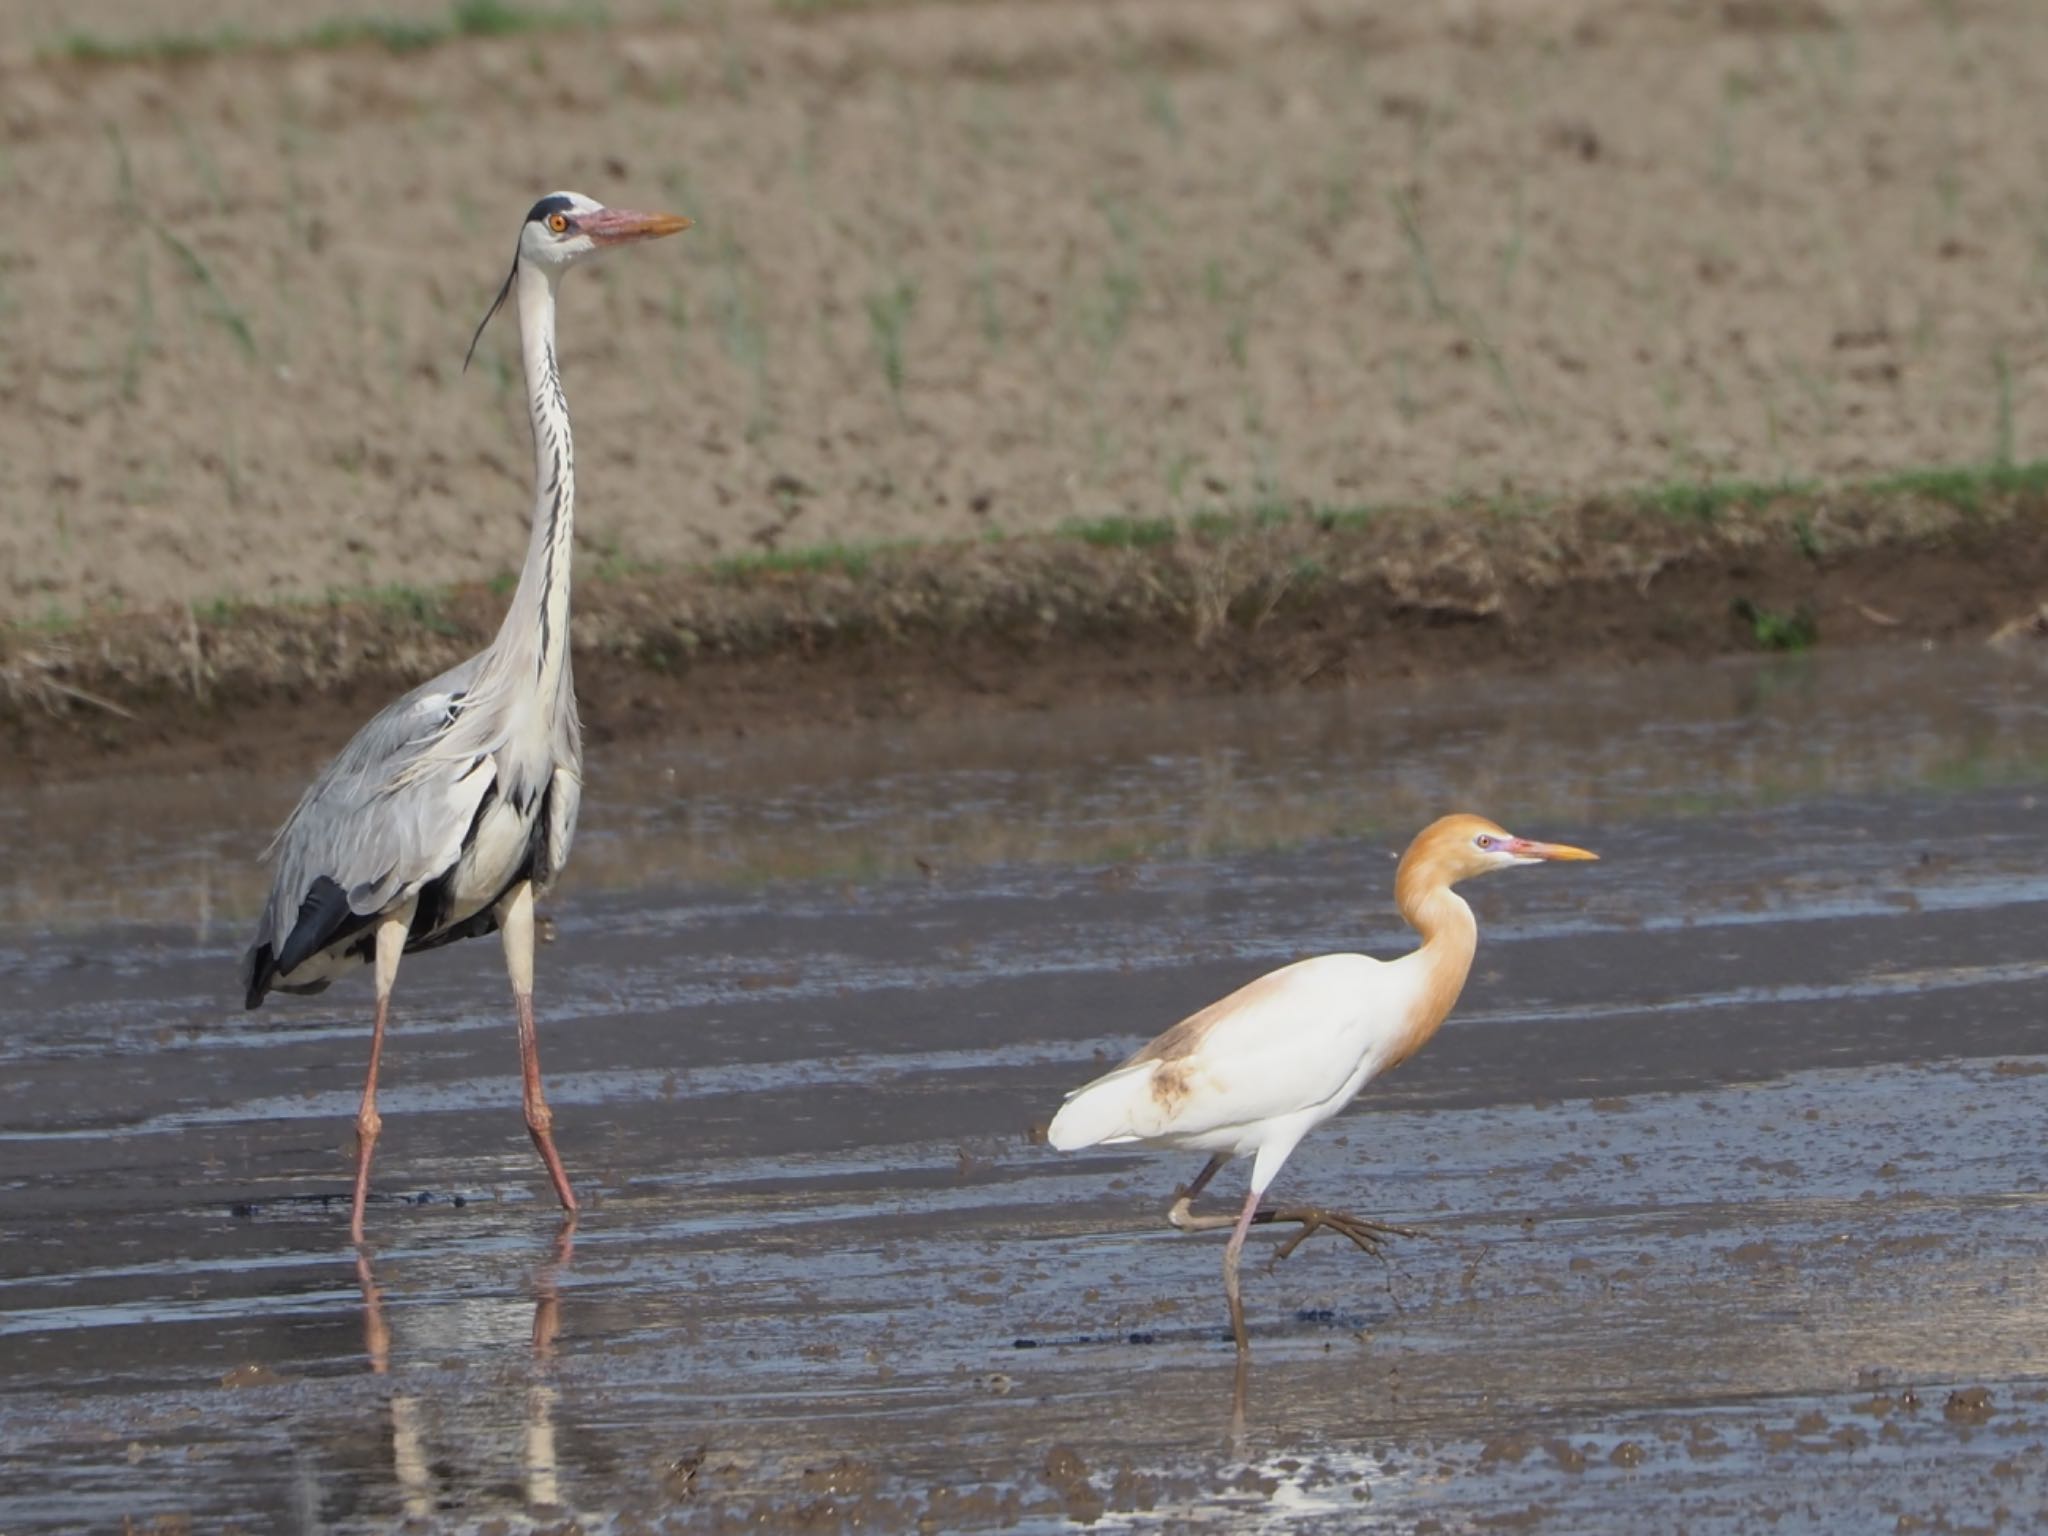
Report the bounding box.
[865,279,918,409]
[1864,460,2048,513]
[45,0,604,65]
[1732,598,1817,652]
[710,541,905,583]
[1059,515,1178,550]
[149,223,257,358]
[1634,477,1815,524]
[323,583,463,636]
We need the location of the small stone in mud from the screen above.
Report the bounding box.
[1044,1446,1090,1487]
[660,1450,704,1499]
[1943,1386,1994,1425]
[1478,1436,1532,1467]
[800,1457,879,1496]
[1544,1439,1587,1473]
[219,1363,284,1389]
[1044,1445,1104,1521]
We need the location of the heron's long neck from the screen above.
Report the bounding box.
[495,260,575,702]
[1392,858,1480,1052]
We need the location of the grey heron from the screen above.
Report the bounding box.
[242,192,691,1242]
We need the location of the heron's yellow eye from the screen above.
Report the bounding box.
[547,213,569,234]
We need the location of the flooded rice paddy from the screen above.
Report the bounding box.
[5,646,2048,1532]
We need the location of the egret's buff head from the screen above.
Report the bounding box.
[1395,813,1597,912]
[465,191,692,369]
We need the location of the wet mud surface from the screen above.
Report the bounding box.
[7,645,2048,1531]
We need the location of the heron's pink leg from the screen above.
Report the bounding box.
[501,882,578,1214]
[532,1215,576,1359]
[356,1250,391,1374]
[350,914,410,1245]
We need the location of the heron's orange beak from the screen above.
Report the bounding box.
[583,208,692,247]
[1507,837,1599,862]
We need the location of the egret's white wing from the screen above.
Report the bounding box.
[1050,953,1414,1148]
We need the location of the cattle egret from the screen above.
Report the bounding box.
[1047,813,1598,1354]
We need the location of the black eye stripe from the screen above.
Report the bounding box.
[525,193,576,226]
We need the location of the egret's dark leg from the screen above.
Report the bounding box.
[1164,1155,1416,1350]
[1165,1160,1269,1351]
[1265,1206,1420,1261]
[1220,1183,1263,1356]
[1169,1165,1416,1254]
[1166,1154,1230,1231]
[500,882,577,1214]
[351,913,411,1245]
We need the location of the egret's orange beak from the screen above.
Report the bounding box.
[583,208,692,247]
[1508,837,1599,862]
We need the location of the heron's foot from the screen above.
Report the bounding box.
[1263,1206,1420,1264]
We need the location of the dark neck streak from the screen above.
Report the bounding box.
[530,337,573,682]
[483,262,576,722]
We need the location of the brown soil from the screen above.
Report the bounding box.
[7,483,2047,785]
[3,0,2047,622]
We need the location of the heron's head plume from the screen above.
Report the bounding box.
[1395,813,1598,907]
[465,190,692,372]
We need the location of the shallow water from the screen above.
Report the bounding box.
[5,646,2048,1532]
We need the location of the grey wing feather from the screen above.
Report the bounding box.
[537,681,583,887]
[252,655,497,963]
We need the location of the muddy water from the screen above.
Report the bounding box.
[5,647,2048,1532]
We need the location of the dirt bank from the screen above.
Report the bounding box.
[3,0,2047,620]
[7,474,2048,785]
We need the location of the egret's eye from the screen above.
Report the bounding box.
[547,213,570,234]
[1474,834,1496,850]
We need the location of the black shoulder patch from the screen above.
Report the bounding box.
[525,193,575,225]
[242,942,275,1011]
[274,875,361,979]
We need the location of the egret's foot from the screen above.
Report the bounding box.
[1263,1206,1420,1263]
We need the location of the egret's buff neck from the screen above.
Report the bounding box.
[1387,815,1500,1066]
